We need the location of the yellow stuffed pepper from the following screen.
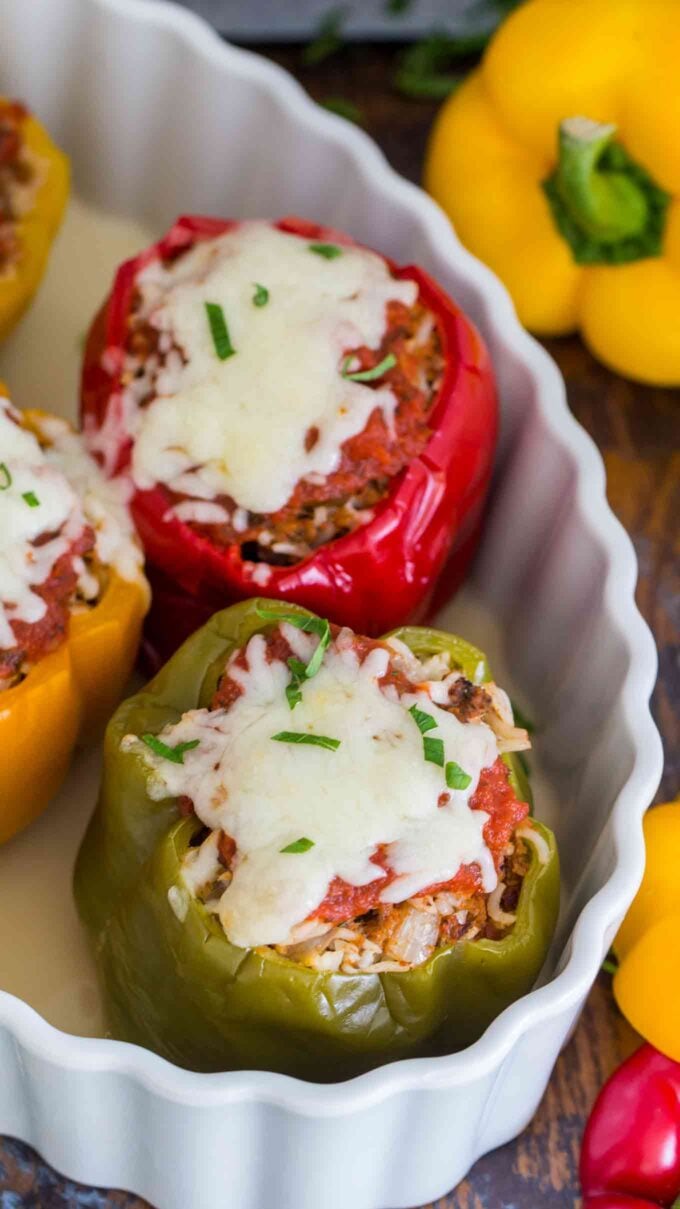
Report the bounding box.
[425,0,680,386]
[0,385,149,843]
[0,98,69,340]
[612,797,680,1060]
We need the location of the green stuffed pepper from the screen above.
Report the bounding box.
[75,598,559,1081]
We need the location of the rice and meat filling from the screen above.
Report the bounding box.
[119,224,445,564]
[127,617,537,973]
[187,824,533,974]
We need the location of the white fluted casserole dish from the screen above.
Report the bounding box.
[0,1,662,1206]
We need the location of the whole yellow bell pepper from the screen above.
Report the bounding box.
[425,0,680,386]
[0,98,69,341]
[0,402,149,844]
[612,798,680,1061]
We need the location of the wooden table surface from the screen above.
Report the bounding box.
[2,39,678,1209]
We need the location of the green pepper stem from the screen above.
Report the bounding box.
[555,117,650,243]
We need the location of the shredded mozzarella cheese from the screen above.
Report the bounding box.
[125,627,499,949]
[121,223,418,515]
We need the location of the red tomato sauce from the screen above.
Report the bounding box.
[211,627,296,711]
[0,525,96,686]
[314,759,528,924]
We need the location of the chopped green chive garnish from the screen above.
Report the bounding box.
[0,463,11,490]
[445,761,472,790]
[601,957,618,976]
[22,491,40,507]
[280,837,315,854]
[255,606,332,706]
[285,683,303,710]
[252,283,269,307]
[175,740,200,756]
[256,606,330,650]
[141,734,200,764]
[205,301,235,360]
[409,704,447,769]
[409,704,470,784]
[408,704,438,735]
[423,736,445,767]
[304,621,331,678]
[271,731,341,752]
[309,243,342,260]
[341,352,397,383]
[286,657,307,710]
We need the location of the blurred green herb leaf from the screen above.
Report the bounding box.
[320,96,364,125]
[393,1,524,101]
[303,6,347,66]
[392,30,491,100]
[394,31,491,100]
[386,0,414,14]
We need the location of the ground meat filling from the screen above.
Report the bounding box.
[0,102,37,275]
[179,627,533,972]
[123,274,445,564]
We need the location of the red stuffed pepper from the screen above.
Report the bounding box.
[81,216,496,664]
[581,1043,680,1209]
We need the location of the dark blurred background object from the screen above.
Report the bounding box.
[156,0,505,41]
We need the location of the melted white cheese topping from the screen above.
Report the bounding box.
[124,223,418,515]
[125,626,499,949]
[0,398,82,649]
[34,414,148,597]
[0,395,146,651]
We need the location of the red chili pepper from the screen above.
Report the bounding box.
[81,216,497,665]
[581,1044,680,1209]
